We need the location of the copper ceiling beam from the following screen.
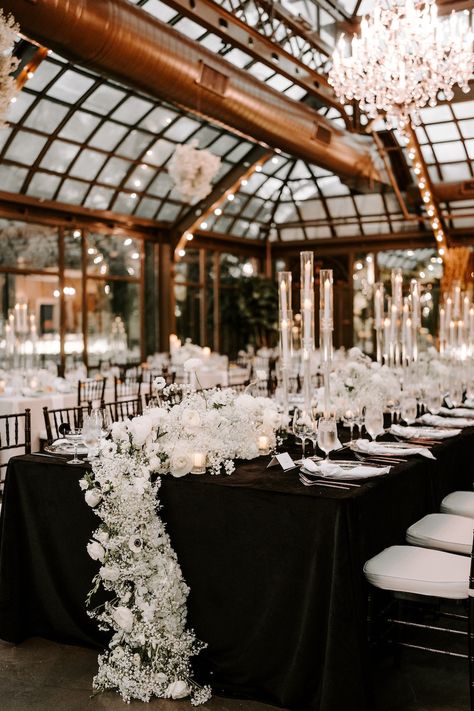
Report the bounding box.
[162,0,347,121]
[4,0,386,188]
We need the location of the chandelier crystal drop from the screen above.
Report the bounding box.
[328,0,474,132]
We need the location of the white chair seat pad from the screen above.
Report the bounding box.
[363,545,470,599]
[406,513,474,555]
[441,491,474,519]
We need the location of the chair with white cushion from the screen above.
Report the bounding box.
[364,539,474,710]
[441,491,474,519]
[406,513,474,556]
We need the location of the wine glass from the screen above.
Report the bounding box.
[65,428,84,465]
[449,379,463,408]
[307,407,320,455]
[292,407,312,458]
[317,417,338,462]
[364,404,384,441]
[426,392,441,415]
[342,408,355,443]
[400,396,418,425]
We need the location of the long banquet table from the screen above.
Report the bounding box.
[0,430,473,711]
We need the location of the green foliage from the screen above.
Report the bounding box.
[220,275,278,354]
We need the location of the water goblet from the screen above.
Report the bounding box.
[65,428,84,465]
[426,392,441,415]
[317,417,338,462]
[400,396,418,425]
[292,407,312,458]
[364,404,384,441]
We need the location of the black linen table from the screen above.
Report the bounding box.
[0,430,473,711]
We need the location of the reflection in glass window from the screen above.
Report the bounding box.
[0,221,58,271]
[87,233,142,278]
[87,279,140,358]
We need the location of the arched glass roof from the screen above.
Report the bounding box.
[0,0,473,243]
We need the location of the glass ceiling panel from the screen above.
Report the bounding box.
[47,70,96,103]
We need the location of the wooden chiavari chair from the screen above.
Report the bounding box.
[77,377,106,406]
[43,405,90,443]
[104,398,142,423]
[0,409,31,493]
[114,375,142,400]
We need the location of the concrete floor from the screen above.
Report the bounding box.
[0,638,467,711]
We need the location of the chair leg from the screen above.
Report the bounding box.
[469,596,474,711]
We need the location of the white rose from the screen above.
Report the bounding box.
[111,420,128,442]
[181,408,201,430]
[169,453,192,478]
[147,407,168,426]
[79,478,88,491]
[166,680,190,699]
[100,565,120,582]
[112,606,134,633]
[183,357,202,372]
[262,409,280,430]
[94,529,109,545]
[85,489,101,507]
[87,540,105,562]
[127,415,153,447]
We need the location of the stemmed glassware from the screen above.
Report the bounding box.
[342,408,355,443]
[400,396,418,425]
[292,407,313,458]
[83,414,101,462]
[364,404,384,441]
[65,428,84,465]
[448,377,463,408]
[317,417,338,462]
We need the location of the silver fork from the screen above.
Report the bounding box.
[299,473,361,488]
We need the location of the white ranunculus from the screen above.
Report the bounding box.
[169,453,192,478]
[183,357,202,372]
[153,376,166,391]
[181,408,201,430]
[112,606,134,633]
[128,415,153,447]
[128,535,143,553]
[85,489,101,507]
[166,680,190,699]
[87,540,105,562]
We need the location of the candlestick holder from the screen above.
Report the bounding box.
[278,271,293,428]
[300,252,315,418]
[319,269,333,418]
[373,282,384,364]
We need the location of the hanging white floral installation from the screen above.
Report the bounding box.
[0,10,19,130]
[168,139,221,202]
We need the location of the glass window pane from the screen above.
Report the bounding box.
[139,106,177,132]
[459,120,474,139]
[0,165,27,192]
[156,202,181,221]
[112,96,154,123]
[6,92,36,123]
[84,186,115,210]
[25,60,62,92]
[135,197,160,219]
[69,149,108,180]
[40,140,80,172]
[163,116,201,141]
[24,99,69,133]
[425,122,460,142]
[56,178,90,205]
[27,172,62,200]
[433,141,466,162]
[440,162,472,181]
[116,130,151,159]
[112,192,139,215]
[144,138,175,166]
[89,122,129,151]
[97,157,131,185]
[47,70,96,103]
[0,220,58,270]
[82,84,126,114]
[87,233,141,278]
[87,280,140,359]
[59,111,101,142]
[5,131,48,165]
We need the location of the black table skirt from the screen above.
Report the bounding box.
[0,431,473,711]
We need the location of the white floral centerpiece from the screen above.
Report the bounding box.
[168,139,221,202]
[0,10,19,130]
[80,386,281,705]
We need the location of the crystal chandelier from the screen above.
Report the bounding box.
[328,0,474,132]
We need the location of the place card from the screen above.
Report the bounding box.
[267,452,296,471]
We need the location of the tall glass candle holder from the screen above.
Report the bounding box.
[439,305,446,357]
[300,252,315,417]
[319,268,333,418]
[278,271,293,426]
[373,282,384,364]
[410,279,420,363]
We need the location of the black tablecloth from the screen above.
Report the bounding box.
[0,431,473,711]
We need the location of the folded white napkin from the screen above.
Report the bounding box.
[418,413,473,428]
[439,407,474,419]
[355,438,435,459]
[390,424,460,440]
[302,458,390,479]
